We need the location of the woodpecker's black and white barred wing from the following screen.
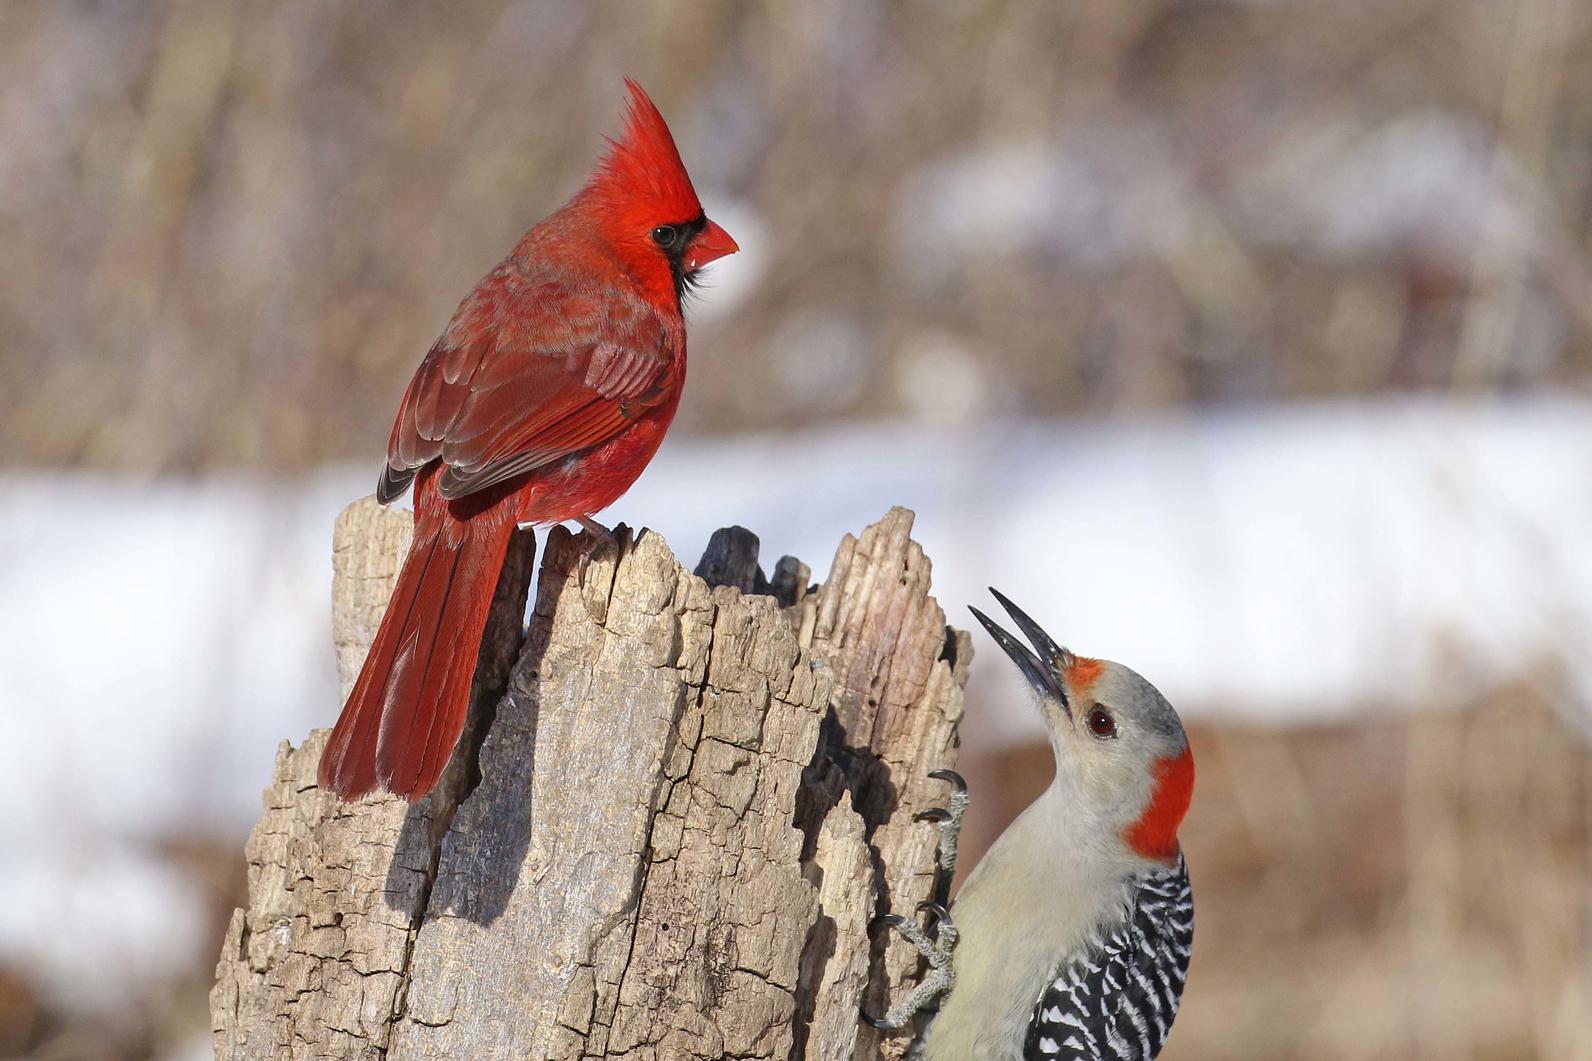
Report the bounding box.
[1023,857,1194,1060]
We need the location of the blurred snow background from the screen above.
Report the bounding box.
[7,399,1592,1055]
[3,1,1592,1058]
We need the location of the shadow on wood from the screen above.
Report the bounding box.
[211,501,968,1060]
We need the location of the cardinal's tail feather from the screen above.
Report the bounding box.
[317,503,518,803]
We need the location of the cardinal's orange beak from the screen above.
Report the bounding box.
[683,218,738,273]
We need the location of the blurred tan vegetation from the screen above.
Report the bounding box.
[3,0,1592,474]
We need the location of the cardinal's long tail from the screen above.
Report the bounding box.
[318,477,520,802]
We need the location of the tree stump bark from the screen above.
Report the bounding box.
[211,501,969,1060]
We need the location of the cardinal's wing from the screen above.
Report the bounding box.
[380,269,677,503]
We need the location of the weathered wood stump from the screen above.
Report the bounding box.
[211,502,968,1059]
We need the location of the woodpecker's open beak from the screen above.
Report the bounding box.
[989,589,1076,676]
[969,589,1072,719]
[683,218,738,273]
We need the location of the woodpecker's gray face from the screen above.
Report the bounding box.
[971,589,1194,864]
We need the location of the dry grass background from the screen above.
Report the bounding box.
[5,0,1592,472]
[2,1,1591,1058]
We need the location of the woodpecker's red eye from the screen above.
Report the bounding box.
[1087,707,1117,739]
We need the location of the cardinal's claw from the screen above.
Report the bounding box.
[574,517,622,589]
[575,516,618,548]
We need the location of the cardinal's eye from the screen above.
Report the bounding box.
[651,225,679,247]
[1087,706,1117,739]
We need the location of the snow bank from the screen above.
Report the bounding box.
[4,395,1590,1007]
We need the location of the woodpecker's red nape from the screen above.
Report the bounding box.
[1124,744,1195,862]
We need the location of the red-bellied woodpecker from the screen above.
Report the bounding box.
[863,589,1195,1060]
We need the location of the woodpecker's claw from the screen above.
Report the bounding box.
[869,913,914,935]
[859,771,971,1033]
[860,899,958,1032]
[915,901,959,952]
[920,768,971,893]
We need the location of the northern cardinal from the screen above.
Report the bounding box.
[319,80,737,802]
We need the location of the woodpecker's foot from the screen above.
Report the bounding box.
[914,768,969,887]
[859,770,969,1031]
[860,902,959,1030]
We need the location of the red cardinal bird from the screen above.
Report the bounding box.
[319,80,737,802]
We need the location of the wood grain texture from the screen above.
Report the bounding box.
[212,502,967,1059]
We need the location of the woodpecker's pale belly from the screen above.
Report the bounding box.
[920,803,1193,1061]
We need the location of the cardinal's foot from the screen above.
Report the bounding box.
[573,517,622,588]
[575,516,618,549]
[861,901,958,1030]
